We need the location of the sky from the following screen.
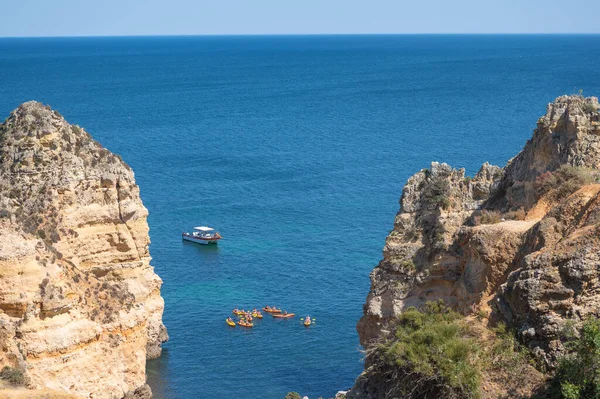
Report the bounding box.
[1,0,599,37]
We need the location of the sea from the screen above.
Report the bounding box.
[1,34,599,399]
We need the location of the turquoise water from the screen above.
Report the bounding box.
[1,35,600,399]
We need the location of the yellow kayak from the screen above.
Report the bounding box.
[252,312,263,319]
[238,320,254,328]
[226,319,236,327]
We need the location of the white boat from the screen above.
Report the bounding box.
[182,226,222,245]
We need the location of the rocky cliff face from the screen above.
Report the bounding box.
[0,102,168,398]
[354,95,600,395]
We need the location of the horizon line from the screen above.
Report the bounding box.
[1,32,600,39]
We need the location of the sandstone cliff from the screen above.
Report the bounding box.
[353,95,600,397]
[0,102,168,398]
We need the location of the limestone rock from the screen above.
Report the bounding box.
[0,102,167,398]
[356,160,504,346]
[354,95,600,396]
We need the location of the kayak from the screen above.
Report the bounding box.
[238,321,254,328]
[252,312,263,319]
[272,313,295,318]
[233,310,245,315]
[226,319,236,327]
[304,320,311,327]
[262,308,282,313]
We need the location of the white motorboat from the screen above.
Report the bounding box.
[182,226,222,245]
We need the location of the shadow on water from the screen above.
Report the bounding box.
[181,240,221,264]
[146,349,175,399]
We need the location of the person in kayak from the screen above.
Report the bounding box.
[227,317,234,323]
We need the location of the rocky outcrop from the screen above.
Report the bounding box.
[0,102,167,398]
[356,161,505,346]
[354,95,600,394]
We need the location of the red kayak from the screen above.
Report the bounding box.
[272,313,295,318]
[262,307,282,313]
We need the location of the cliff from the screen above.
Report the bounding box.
[352,95,600,398]
[0,102,168,398]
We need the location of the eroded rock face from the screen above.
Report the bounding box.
[0,102,167,398]
[356,161,506,346]
[356,95,600,366]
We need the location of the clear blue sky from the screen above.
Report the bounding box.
[2,0,599,37]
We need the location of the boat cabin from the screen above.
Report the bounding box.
[193,226,217,239]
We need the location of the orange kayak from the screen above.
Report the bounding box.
[273,313,295,318]
[238,321,254,328]
[262,308,282,313]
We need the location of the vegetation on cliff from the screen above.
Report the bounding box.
[549,318,600,399]
[352,94,600,398]
[375,301,480,398]
[0,366,26,387]
[358,301,543,399]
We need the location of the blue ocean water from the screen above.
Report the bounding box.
[1,35,599,399]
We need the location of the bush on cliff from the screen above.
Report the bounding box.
[504,208,526,221]
[0,366,25,386]
[284,392,301,399]
[534,165,599,202]
[473,210,502,225]
[374,300,481,398]
[421,176,452,210]
[549,318,600,399]
[582,102,598,113]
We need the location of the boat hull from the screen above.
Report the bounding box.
[182,234,219,245]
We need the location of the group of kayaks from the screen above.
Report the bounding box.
[227,308,264,328]
[226,306,315,328]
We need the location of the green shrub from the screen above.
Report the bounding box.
[375,300,482,398]
[284,392,301,399]
[0,366,25,386]
[422,178,452,210]
[477,309,487,321]
[550,318,600,398]
[486,323,535,384]
[583,102,598,113]
[399,259,416,271]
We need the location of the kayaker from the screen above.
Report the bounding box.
[283,310,288,315]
